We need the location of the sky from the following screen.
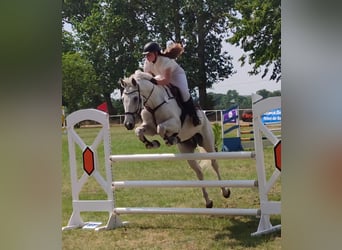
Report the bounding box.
[209,42,281,95]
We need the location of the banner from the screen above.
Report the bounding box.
[261,108,281,124]
[222,106,238,124]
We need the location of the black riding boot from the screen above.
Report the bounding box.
[183,98,201,126]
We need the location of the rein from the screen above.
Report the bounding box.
[143,84,155,106]
[144,85,175,115]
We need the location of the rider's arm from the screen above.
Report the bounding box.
[153,68,171,86]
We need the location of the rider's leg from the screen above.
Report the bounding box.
[182,97,201,126]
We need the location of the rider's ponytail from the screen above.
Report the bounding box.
[161,43,184,59]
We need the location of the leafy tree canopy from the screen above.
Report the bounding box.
[62,30,77,53]
[228,0,281,82]
[62,52,101,113]
[139,0,236,108]
[62,0,281,112]
[62,0,149,114]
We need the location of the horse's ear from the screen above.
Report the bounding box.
[120,78,126,88]
[132,77,137,86]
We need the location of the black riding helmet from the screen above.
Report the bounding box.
[143,42,161,55]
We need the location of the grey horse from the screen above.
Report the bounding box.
[120,70,230,208]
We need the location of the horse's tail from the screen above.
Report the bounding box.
[162,43,184,59]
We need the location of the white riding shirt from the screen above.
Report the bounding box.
[144,55,190,102]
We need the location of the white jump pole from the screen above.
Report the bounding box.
[110,151,254,162]
[114,207,260,216]
[113,180,257,189]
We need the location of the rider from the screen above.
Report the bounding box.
[142,41,201,126]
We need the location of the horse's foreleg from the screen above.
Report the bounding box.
[135,125,160,149]
[157,118,181,146]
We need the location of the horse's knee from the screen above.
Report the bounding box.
[157,120,180,138]
[135,127,144,137]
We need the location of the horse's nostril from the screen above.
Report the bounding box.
[125,122,134,130]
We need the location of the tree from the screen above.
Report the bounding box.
[62,30,77,53]
[228,0,281,82]
[62,0,99,24]
[63,0,281,112]
[62,52,100,113]
[238,95,252,109]
[217,89,239,109]
[143,0,235,109]
[208,89,280,110]
[256,89,281,98]
[269,90,281,97]
[62,0,149,115]
[256,89,271,99]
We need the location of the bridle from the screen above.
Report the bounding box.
[122,87,142,118]
[123,79,176,117]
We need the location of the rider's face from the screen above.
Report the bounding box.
[145,52,157,62]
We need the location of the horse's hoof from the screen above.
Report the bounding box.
[223,188,231,198]
[152,140,161,148]
[164,138,172,146]
[206,200,213,208]
[164,136,179,146]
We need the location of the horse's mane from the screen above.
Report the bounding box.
[161,43,184,59]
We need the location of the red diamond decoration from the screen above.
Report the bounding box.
[83,147,95,175]
[274,140,281,171]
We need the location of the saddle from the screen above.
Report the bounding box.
[167,84,187,124]
[168,84,182,107]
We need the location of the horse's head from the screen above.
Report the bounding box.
[120,76,142,130]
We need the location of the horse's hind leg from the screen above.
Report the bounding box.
[210,159,231,198]
[200,127,231,199]
[178,141,213,208]
[187,159,213,208]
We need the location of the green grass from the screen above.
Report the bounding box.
[62,125,281,250]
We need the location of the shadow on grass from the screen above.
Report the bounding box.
[214,217,281,248]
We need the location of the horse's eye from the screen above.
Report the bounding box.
[133,96,138,102]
